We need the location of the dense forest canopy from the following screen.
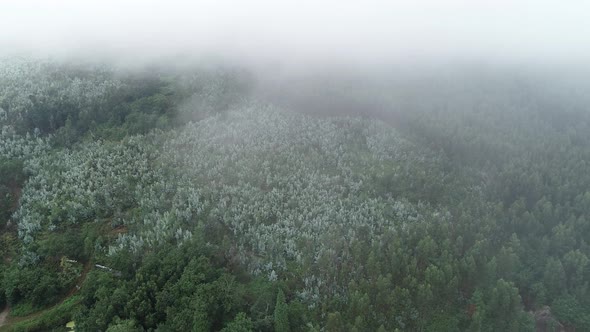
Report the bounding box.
[0,57,589,331]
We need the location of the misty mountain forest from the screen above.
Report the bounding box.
[1,58,590,332]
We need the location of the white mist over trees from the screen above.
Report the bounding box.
[2,1,590,66]
[1,2,590,331]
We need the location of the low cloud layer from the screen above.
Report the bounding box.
[2,0,590,67]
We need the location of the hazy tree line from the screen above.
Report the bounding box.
[0,59,589,331]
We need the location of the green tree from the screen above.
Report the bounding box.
[105,318,142,332]
[543,258,566,299]
[325,312,344,332]
[222,312,254,332]
[274,289,290,332]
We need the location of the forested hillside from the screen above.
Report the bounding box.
[1,58,589,331]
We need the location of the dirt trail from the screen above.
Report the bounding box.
[0,261,92,330]
[0,307,8,328]
[66,261,92,298]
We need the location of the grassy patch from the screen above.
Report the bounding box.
[0,296,81,332]
[7,304,36,318]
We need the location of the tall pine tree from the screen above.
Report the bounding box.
[274,289,290,332]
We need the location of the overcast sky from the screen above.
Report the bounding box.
[1,1,590,66]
